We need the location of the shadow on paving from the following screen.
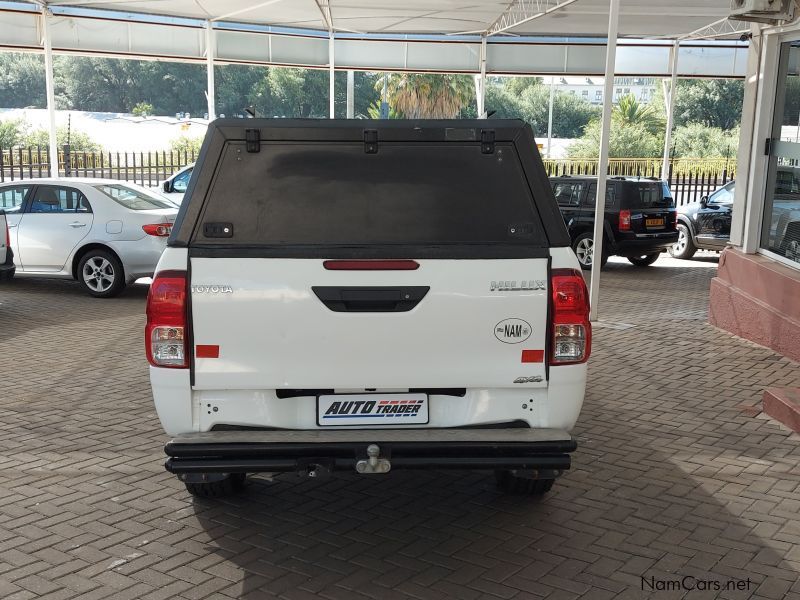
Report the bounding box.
[185,442,794,600]
[179,257,798,599]
[0,276,148,343]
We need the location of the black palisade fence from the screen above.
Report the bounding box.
[0,145,197,187]
[1,145,732,205]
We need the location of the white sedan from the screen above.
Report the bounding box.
[0,178,178,297]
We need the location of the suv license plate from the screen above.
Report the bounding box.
[646,218,664,227]
[318,393,429,426]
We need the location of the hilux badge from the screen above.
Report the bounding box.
[490,280,546,291]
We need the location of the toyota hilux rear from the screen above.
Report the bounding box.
[148,119,590,498]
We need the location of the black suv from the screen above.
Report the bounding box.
[549,176,678,269]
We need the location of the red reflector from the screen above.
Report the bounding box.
[521,350,545,363]
[323,260,419,270]
[196,344,219,359]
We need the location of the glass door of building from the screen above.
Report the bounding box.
[762,40,800,265]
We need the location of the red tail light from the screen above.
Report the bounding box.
[669,210,678,229]
[323,260,419,270]
[143,223,173,237]
[619,209,631,231]
[550,268,591,366]
[146,270,188,368]
[4,220,9,249]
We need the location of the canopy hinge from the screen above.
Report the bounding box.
[364,129,378,154]
[481,129,495,154]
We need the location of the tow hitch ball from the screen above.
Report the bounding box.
[356,444,391,474]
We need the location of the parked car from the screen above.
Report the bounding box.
[0,210,14,281]
[161,164,194,203]
[149,119,589,499]
[0,178,178,297]
[669,181,734,259]
[670,174,800,261]
[549,175,678,269]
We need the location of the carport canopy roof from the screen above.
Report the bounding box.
[28,0,736,39]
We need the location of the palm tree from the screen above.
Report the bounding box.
[378,73,475,119]
[612,93,664,135]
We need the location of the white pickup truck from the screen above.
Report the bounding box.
[148,119,590,498]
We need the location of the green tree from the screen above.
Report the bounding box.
[0,118,26,147]
[170,135,203,155]
[259,67,329,118]
[0,53,47,108]
[132,102,154,117]
[673,79,744,130]
[381,73,474,119]
[612,93,664,135]
[671,123,739,158]
[215,64,269,117]
[23,126,101,151]
[482,84,525,119]
[567,120,662,158]
[57,57,206,115]
[517,85,600,138]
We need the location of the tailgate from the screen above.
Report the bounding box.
[190,258,549,390]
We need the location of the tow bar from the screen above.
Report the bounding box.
[355,444,391,474]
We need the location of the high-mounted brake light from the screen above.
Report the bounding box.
[549,268,591,366]
[143,223,173,237]
[323,260,419,271]
[146,270,188,368]
[619,209,631,231]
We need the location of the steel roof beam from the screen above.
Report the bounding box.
[487,0,578,36]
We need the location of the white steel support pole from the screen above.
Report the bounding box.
[346,70,354,118]
[477,35,487,117]
[41,8,59,177]
[205,21,216,120]
[661,40,679,180]
[547,77,555,158]
[328,31,335,118]
[588,0,620,322]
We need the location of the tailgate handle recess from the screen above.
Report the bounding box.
[312,286,429,312]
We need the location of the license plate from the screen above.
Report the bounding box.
[317,393,429,426]
[646,218,664,227]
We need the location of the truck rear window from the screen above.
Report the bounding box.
[621,182,674,209]
[193,142,546,251]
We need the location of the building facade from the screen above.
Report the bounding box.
[711,22,800,366]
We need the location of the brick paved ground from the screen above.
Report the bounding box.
[1,253,799,600]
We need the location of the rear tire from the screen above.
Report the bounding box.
[184,473,247,498]
[668,223,697,260]
[627,252,660,267]
[77,249,126,298]
[495,470,555,496]
[572,232,608,271]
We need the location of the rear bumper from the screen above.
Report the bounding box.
[614,232,678,255]
[164,428,577,474]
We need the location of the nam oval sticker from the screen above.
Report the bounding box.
[494,318,532,344]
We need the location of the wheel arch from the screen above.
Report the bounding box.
[676,215,696,240]
[71,243,125,281]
